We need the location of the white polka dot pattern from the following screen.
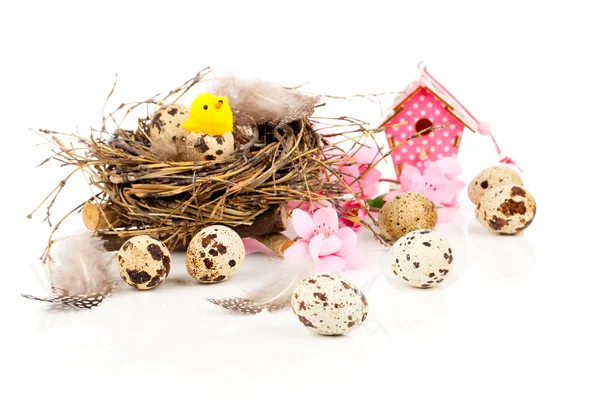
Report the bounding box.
[384,87,465,177]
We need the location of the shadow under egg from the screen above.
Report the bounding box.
[382,269,453,335]
[467,219,536,281]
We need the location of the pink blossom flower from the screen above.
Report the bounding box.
[284,208,364,272]
[287,200,331,214]
[384,157,465,222]
[333,145,382,199]
[338,199,368,231]
[242,238,277,257]
[288,200,366,232]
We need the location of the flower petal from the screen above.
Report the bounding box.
[308,233,324,261]
[352,145,379,164]
[313,207,339,235]
[400,164,424,191]
[291,208,316,240]
[436,206,459,223]
[340,248,365,270]
[316,255,346,273]
[341,165,361,192]
[360,168,382,199]
[422,164,447,185]
[384,189,403,202]
[283,240,310,261]
[242,238,276,256]
[434,157,463,178]
[334,227,358,255]
[288,201,307,212]
[319,235,342,256]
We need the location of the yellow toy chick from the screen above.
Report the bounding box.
[182,93,233,136]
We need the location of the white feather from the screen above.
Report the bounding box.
[22,233,121,309]
[209,76,320,128]
[48,233,118,294]
[208,259,315,314]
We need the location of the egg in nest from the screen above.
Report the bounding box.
[476,184,536,235]
[147,99,235,162]
[291,274,368,336]
[186,225,245,283]
[117,236,171,290]
[468,166,523,205]
[178,131,235,162]
[390,230,453,288]
[148,104,189,143]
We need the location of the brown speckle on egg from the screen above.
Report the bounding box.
[148,104,189,141]
[378,192,437,241]
[476,184,536,234]
[195,136,210,153]
[178,131,235,162]
[291,274,368,336]
[186,225,244,283]
[468,166,523,204]
[117,236,171,290]
[390,230,453,288]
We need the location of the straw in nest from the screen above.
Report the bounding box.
[29,68,417,259]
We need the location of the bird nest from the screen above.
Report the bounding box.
[31,68,389,257]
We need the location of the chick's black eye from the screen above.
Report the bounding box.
[203,105,208,110]
[218,100,223,104]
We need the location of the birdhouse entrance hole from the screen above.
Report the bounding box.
[415,118,433,136]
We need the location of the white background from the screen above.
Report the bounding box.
[2,1,599,399]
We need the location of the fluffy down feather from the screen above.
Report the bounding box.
[149,134,179,161]
[207,260,315,314]
[209,76,320,128]
[22,233,120,309]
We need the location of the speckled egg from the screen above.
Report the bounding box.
[379,192,438,241]
[390,229,453,288]
[186,225,245,283]
[476,184,536,235]
[178,131,235,162]
[148,104,189,142]
[291,274,368,336]
[117,236,171,290]
[468,166,523,204]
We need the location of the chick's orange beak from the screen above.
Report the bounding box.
[215,102,222,110]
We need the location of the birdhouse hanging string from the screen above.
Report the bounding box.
[418,62,521,171]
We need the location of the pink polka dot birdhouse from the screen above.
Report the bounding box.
[380,64,481,178]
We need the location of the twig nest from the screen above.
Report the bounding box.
[476,185,536,235]
[379,192,438,241]
[291,274,368,336]
[186,225,245,283]
[468,166,522,205]
[178,132,235,162]
[148,104,189,142]
[390,230,453,288]
[117,236,171,290]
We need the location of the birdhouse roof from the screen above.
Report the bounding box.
[379,67,479,132]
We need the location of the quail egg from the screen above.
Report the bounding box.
[291,273,368,336]
[468,166,523,204]
[186,225,245,283]
[390,229,453,288]
[379,192,438,241]
[178,131,235,162]
[117,236,171,290]
[476,184,536,235]
[148,104,189,143]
